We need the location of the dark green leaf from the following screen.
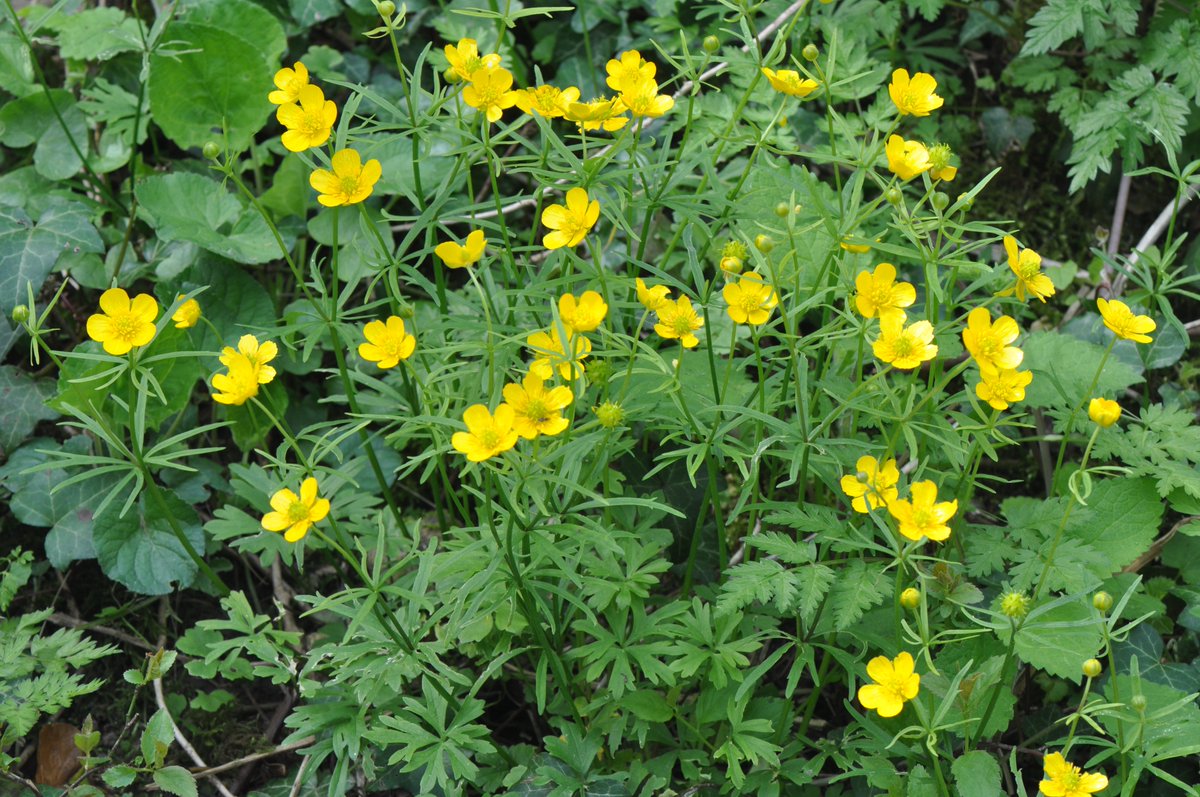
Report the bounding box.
[93,494,203,595]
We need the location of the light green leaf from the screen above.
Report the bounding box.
[952,750,1002,797]
[147,14,274,151]
[0,30,35,97]
[1022,330,1142,409]
[1009,600,1103,682]
[0,365,59,455]
[153,765,198,797]
[140,709,175,768]
[43,7,144,61]
[136,173,277,264]
[93,494,203,595]
[1065,477,1162,573]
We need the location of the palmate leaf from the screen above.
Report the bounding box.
[1093,404,1200,498]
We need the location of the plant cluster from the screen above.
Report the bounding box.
[2,0,1200,796]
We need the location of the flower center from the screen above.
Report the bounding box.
[287,501,310,523]
[525,398,550,425]
[112,312,140,342]
[870,286,893,309]
[479,427,501,450]
[339,175,361,196]
[892,334,915,358]
[301,112,325,138]
[912,508,932,530]
[671,315,694,335]
[737,293,761,314]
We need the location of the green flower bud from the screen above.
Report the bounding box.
[444,66,461,83]
[754,234,774,253]
[201,141,220,160]
[1130,694,1147,712]
[377,0,395,15]
[396,303,415,319]
[702,35,720,54]
[801,44,819,62]
[774,201,791,218]
[1082,658,1102,678]
[11,304,29,324]
[1092,591,1113,613]
[900,587,920,610]
[956,193,973,211]
[594,401,625,429]
[885,187,903,205]
[999,591,1030,619]
[931,191,949,211]
[720,256,743,274]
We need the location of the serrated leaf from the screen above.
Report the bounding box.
[136,173,277,264]
[830,560,887,631]
[1064,477,1162,572]
[1020,0,1084,56]
[44,7,144,61]
[0,365,59,455]
[102,766,138,788]
[951,750,1002,797]
[1008,600,1103,682]
[93,494,203,595]
[794,563,835,624]
[153,765,198,797]
[140,709,175,768]
[718,559,796,615]
[1022,330,1142,409]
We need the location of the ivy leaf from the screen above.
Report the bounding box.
[1064,477,1162,572]
[92,493,203,595]
[0,200,102,316]
[0,365,59,455]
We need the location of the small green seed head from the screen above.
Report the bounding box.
[594,401,625,429]
[1000,591,1030,619]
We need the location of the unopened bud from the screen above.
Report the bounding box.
[1130,695,1147,712]
[201,141,220,160]
[377,0,395,15]
[1092,591,1113,613]
[720,256,743,274]
[900,588,920,610]
[1082,659,1102,678]
[11,304,29,324]
[703,35,720,54]
[774,201,790,218]
[886,188,903,205]
[754,234,774,253]
[801,44,819,62]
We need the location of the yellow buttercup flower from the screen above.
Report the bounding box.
[261,477,330,543]
[840,238,872,254]
[999,236,1055,303]
[888,481,957,542]
[515,84,580,119]
[528,327,591,381]
[722,271,779,326]
[636,278,671,312]
[502,372,573,440]
[621,77,675,118]
[564,96,628,132]
[309,149,381,207]
[854,263,915,322]
[358,316,415,369]
[927,143,957,181]
[962,307,1023,373]
[444,38,501,82]
[839,455,899,514]
[211,355,260,406]
[857,651,920,718]
[542,187,600,250]
[462,65,518,123]
[276,84,337,153]
[451,404,519,462]
[605,50,655,94]
[872,314,937,370]
[761,67,818,98]
[654,295,704,348]
[1039,752,1108,797]
[888,68,944,116]
[85,288,158,356]
[1097,297,1155,344]
[171,295,201,329]
[559,290,608,333]
[885,135,931,181]
[220,335,278,386]
[976,367,1034,411]
[269,61,309,105]
[1088,397,1121,428]
[435,229,487,268]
